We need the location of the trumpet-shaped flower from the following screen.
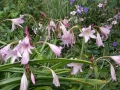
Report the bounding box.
[78,25,96,43]
[110,55,120,66]
[10,15,24,31]
[47,43,62,57]
[110,64,116,81]
[67,63,83,75]
[99,26,110,39]
[31,71,35,84]
[51,70,60,87]
[0,44,11,61]
[20,36,34,64]
[60,23,75,47]
[96,32,104,47]
[46,20,56,38]
[20,71,28,90]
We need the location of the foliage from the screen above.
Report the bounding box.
[0,0,120,90]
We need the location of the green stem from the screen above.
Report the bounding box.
[78,69,91,90]
[80,38,85,59]
[40,37,48,52]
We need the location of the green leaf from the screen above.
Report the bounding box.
[0,40,7,45]
[0,58,92,71]
[0,83,19,90]
[0,77,20,86]
[33,86,53,90]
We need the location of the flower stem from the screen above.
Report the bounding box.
[80,38,85,59]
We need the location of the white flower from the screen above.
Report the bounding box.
[67,63,83,75]
[70,11,76,15]
[112,20,118,25]
[98,3,103,7]
[20,72,28,90]
[78,25,96,43]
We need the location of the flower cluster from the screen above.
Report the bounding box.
[70,5,88,16]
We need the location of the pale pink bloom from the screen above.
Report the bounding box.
[78,25,96,43]
[110,64,116,81]
[67,63,83,75]
[99,26,110,39]
[96,32,104,47]
[98,3,103,7]
[110,55,120,66]
[47,43,62,57]
[20,36,34,64]
[10,15,24,31]
[6,41,22,63]
[20,71,28,90]
[46,20,56,38]
[0,44,11,61]
[60,23,75,47]
[31,71,35,84]
[50,69,60,87]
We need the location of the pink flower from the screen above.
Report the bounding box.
[60,23,75,47]
[0,44,11,61]
[49,68,60,87]
[10,15,24,31]
[96,32,104,47]
[47,43,62,57]
[99,26,110,39]
[5,41,23,63]
[110,55,120,66]
[110,64,116,81]
[67,63,83,75]
[31,71,35,84]
[20,36,34,64]
[46,20,56,38]
[78,25,96,43]
[20,71,28,90]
